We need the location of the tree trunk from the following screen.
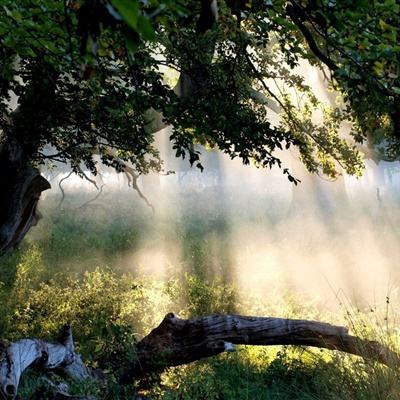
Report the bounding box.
[0,140,50,254]
[288,158,348,219]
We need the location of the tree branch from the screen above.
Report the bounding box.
[286,3,338,71]
[58,171,73,208]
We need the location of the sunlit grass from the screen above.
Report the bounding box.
[2,251,399,399]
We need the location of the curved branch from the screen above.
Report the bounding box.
[58,169,100,209]
[123,166,155,214]
[103,148,155,213]
[58,171,73,208]
[78,184,105,209]
[77,168,98,190]
[286,3,338,71]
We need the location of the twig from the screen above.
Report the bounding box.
[78,184,105,209]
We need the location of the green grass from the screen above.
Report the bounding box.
[1,191,400,399]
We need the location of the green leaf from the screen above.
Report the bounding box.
[11,9,22,22]
[137,15,155,40]
[379,19,392,31]
[111,0,139,30]
[124,30,139,53]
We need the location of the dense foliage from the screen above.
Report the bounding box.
[3,0,399,181]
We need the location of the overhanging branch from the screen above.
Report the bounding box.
[286,3,338,71]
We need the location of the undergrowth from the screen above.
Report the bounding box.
[0,192,399,399]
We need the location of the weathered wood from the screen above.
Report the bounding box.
[131,313,399,377]
[0,326,101,399]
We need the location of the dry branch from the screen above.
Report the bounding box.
[0,326,102,400]
[58,171,73,208]
[103,148,155,213]
[130,313,400,378]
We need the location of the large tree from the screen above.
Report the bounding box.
[1,0,399,253]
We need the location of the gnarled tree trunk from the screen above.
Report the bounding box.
[0,140,50,254]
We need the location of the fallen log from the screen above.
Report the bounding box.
[131,313,400,378]
[0,314,398,399]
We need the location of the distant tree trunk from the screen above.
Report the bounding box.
[0,139,50,254]
[365,160,388,203]
[288,159,348,219]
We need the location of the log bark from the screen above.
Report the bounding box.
[130,313,399,378]
[0,314,398,399]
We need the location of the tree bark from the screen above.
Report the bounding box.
[0,140,50,254]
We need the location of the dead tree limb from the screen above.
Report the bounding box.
[122,166,155,214]
[77,184,105,209]
[103,148,155,213]
[0,326,102,400]
[130,313,400,378]
[77,168,98,190]
[58,168,103,210]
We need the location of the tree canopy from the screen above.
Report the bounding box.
[1,0,400,251]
